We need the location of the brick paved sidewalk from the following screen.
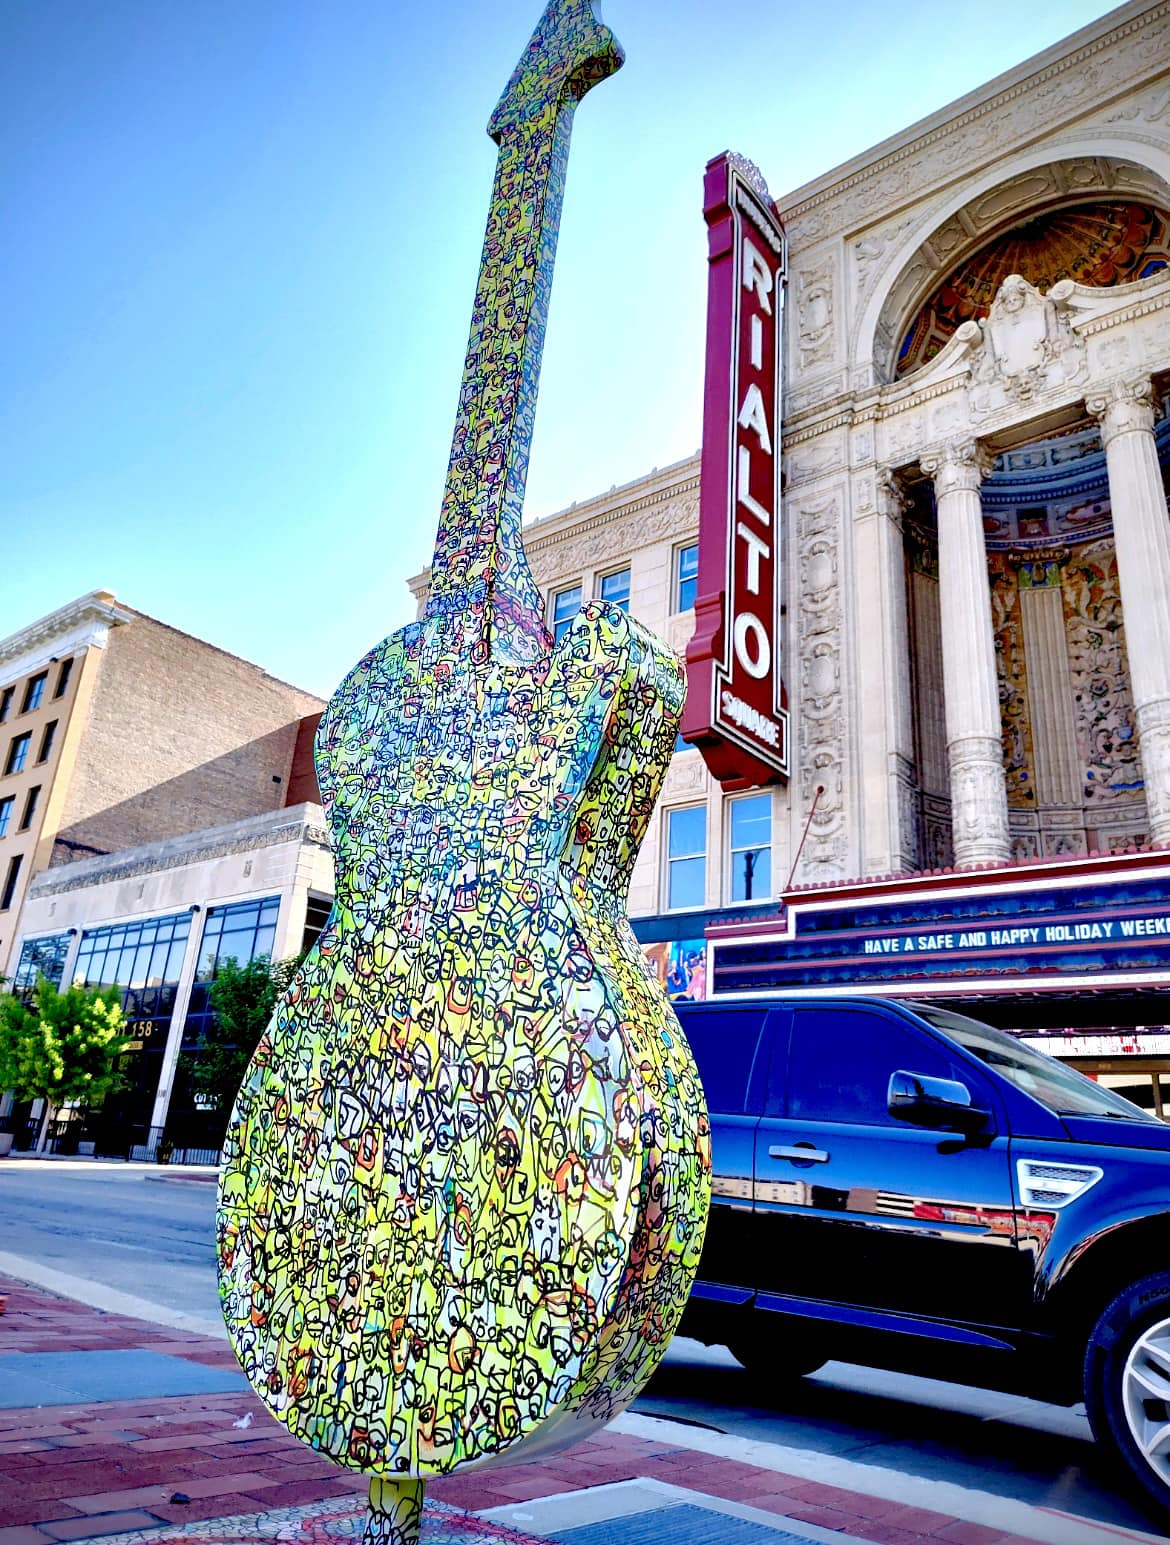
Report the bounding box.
[0,1276,1156,1545]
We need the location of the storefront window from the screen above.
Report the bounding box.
[12,932,72,999]
[197,895,280,981]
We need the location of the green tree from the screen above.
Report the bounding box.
[180,954,301,1115]
[0,977,129,1152]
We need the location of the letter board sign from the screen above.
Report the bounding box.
[682,151,788,788]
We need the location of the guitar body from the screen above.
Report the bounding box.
[217,7,712,1530]
[218,601,711,1475]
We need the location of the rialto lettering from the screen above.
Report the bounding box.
[732,237,775,685]
[684,153,789,783]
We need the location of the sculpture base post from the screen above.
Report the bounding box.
[364,1476,424,1545]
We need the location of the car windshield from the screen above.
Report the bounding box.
[909,1002,1155,1121]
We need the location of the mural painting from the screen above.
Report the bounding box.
[642,940,709,1001]
[215,5,710,1544]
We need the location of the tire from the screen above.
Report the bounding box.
[1085,1271,1170,1526]
[727,1323,826,1385]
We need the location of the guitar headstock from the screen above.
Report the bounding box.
[488,0,624,142]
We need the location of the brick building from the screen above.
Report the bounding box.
[0,590,323,978]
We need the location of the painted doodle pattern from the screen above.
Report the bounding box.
[216,0,711,1508]
[75,1496,546,1544]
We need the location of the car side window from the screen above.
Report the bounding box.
[678,1008,768,1116]
[787,1009,970,1127]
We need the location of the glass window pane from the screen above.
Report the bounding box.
[731,794,770,847]
[676,1007,767,1115]
[676,545,699,613]
[600,569,630,611]
[552,586,582,644]
[731,849,769,901]
[668,855,705,910]
[668,805,705,858]
[788,1009,967,1125]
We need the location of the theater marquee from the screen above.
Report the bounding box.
[682,151,788,788]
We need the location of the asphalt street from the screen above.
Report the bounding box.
[0,1160,1157,1535]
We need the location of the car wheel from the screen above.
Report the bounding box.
[728,1326,826,1384]
[1085,1271,1170,1525]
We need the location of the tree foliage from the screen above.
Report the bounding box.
[180,954,301,1113]
[0,977,129,1148]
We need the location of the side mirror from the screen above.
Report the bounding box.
[888,1070,990,1134]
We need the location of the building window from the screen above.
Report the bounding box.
[666,805,706,910]
[12,932,72,998]
[1,854,23,911]
[599,568,631,612]
[676,544,699,613]
[22,673,47,714]
[302,894,332,955]
[182,896,283,1050]
[54,658,74,699]
[75,911,193,1023]
[551,585,582,644]
[5,733,31,776]
[0,687,13,723]
[728,793,772,902]
[19,786,40,831]
[0,796,13,838]
[37,720,57,763]
[197,895,281,980]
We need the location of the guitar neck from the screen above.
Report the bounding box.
[424,0,623,664]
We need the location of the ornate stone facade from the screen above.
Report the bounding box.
[409,0,1170,909]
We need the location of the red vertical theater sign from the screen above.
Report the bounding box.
[682,151,788,788]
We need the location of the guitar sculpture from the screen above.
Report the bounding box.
[217,4,711,1541]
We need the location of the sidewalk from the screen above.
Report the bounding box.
[0,1273,1162,1545]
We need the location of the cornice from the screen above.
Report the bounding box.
[29,804,331,899]
[777,1,1169,235]
[0,591,135,675]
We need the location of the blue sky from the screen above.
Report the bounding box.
[2,0,1118,699]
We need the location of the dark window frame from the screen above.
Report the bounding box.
[0,795,13,838]
[5,732,31,776]
[0,687,13,723]
[1,854,23,911]
[37,720,58,763]
[21,673,47,714]
[19,785,40,832]
[53,658,74,699]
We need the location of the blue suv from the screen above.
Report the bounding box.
[674,995,1170,1524]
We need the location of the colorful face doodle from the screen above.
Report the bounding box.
[216,3,711,1542]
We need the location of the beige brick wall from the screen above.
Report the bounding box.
[53,613,323,864]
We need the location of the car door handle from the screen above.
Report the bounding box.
[769,1144,830,1163]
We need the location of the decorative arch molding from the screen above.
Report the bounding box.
[853,140,1170,385]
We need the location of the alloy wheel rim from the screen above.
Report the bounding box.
[1122,1314,1170,1487]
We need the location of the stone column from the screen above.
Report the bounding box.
[874,469,919,869]
[920,440,1011,867]
[1087,377,1170,847]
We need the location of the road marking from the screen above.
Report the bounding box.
[611,1413,1166,1545]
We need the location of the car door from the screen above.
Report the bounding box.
[752,1004,1026,1332]
[679,1003,772,1301]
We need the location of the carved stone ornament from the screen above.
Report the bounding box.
[1085,374,1159,446]
[967,274,1087,417]
[920,439,994,497]
[796,262,834,369]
